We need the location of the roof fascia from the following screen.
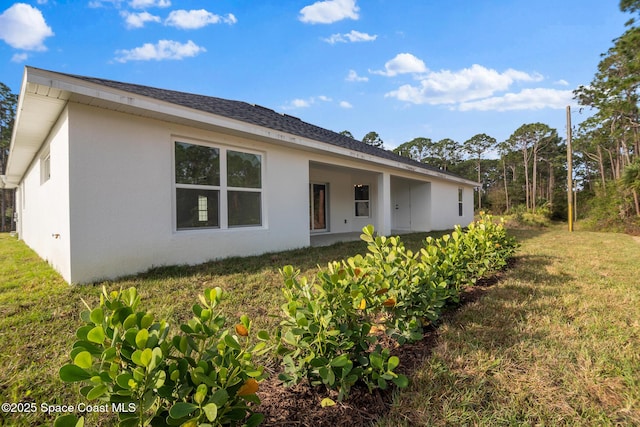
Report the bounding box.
[13,68,480,187]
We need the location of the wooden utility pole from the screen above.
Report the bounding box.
[566,106,574,232]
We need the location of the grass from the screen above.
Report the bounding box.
[377,226,640,426]
[1,226,639,426]
[0,231,442,426]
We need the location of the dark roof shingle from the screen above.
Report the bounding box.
[56,70,471,182]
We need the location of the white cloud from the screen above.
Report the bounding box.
[290,99,311,108]
[346,69,368,82]
[385,64,544,105]
[165,9,237,29]
[129,0,170,8]
[90,0,169,8]
[457,88,575,111]
[323,30,376,44]
[89,0,124,7]
[11,52,28,62]
[339,101,353,108]
[282,95,333,109]
[370,53,427,77]
[554,79,569,86]
[114,39,206,62]
[121,11,161,28]
[299,0,359,24]
[0,3,53,51]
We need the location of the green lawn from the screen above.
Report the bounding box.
[0,226,639,426]
[377,226,640,426]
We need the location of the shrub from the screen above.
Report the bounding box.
[277,213,517,400]
[276,263,408,402]
[508,204,551,227]
[360,226,456,344]
[57,286,269,427]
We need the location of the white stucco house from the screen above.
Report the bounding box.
[1,67,478,284]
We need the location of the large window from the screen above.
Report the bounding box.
[354,184,370,217]
[458,188,463,216]
[174,141,262,230]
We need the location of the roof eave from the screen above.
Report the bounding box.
[4,67,70,186]
[6,67,480,188]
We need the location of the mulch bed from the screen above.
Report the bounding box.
[255,267,509,427]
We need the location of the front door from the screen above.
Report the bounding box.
[392,181,412,230]
[310,183,328,231]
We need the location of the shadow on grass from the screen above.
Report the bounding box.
[507,226,550,243]
[446,253,574,346]
[377,252,580,426]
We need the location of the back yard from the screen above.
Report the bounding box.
[0,225,639,426]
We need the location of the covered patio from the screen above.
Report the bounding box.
[308,161,434,243]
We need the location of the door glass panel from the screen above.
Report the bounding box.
[310,183,327,231]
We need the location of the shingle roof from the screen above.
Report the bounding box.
[55,69,471,182]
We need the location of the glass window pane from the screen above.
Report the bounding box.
[175,142,220,186]
[354,185,369,200]
[355,201,370,217]
[228,191,261,227]
[227,151,261,188]
[176,188,219,229]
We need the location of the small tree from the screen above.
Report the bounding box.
[362,131,384,149]
[463,133,496,210]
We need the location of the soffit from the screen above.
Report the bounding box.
[3,80,70,187]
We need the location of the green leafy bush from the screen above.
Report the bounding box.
[58,286,269,427]
[276,263,408,401]
[360,226,455,344]
[508,204,551,227]
[277,213,517,399]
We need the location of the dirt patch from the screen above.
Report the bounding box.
[256,267,509,426]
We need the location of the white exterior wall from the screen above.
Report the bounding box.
[15,101,476,284]
[409,182,431,231]
[429,178,474,230]
[66,104,308,283]
[17,109,72,281]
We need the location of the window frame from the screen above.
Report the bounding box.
[354,184,371,218]
[173,138,264,231]
[458,188,463,216]
[40,149,51,185]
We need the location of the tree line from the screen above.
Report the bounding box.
[352,1,640,229]
[345,123,566,218]
[572,0,640,228]
[0,83,17,232]
[389,125,565,218]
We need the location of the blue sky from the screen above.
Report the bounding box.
[0,0,632,151]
